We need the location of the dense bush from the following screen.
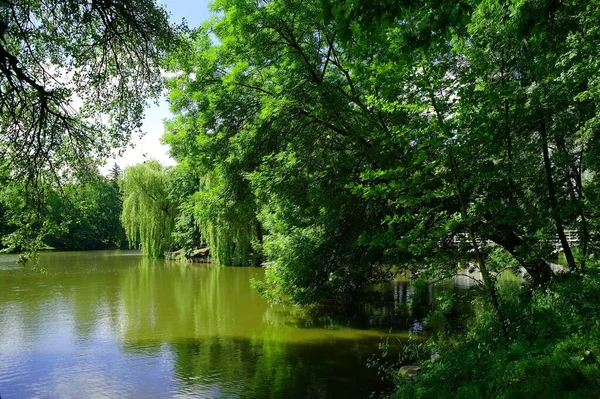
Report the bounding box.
[390,272,600,398]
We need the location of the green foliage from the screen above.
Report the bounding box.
[166,160,203,257]
[164,0,393,295]
[390,273,600,398]
[422,290,456,334]
[44,175,126,250]
[192,168,258,266]
[121,161,177,258]
[161,0,600,304]
[0,0,180,256]
[0,0,180,185]
[487,247,521,275]
[0,189,59,255]
[0,170,126,253]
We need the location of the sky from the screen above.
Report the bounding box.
[101,0,212,173]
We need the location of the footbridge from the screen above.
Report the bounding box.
[449,230,580,252]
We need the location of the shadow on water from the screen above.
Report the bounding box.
[118,336,396,398]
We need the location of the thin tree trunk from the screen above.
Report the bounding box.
[579,214,588,271]
[481,225,554,285]
[565,168,588,271]
[449,154,508,340]
[540,120,577,272]
[556,133,589,271]
[429,87,508,338]
[574,152,589,271]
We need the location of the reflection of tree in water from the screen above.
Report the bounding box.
[114,258,468,398]
[117,259,267,342]
[356,279,435,332]
[0,253,466,398]
[0,251,139,344]
[388,277,475,334]
[115,259,397,398]
[166,337,393,399]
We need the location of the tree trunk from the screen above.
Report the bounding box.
[565,167,589,271]
[540,120,577,272]
[556,133,589,271]
[479,222,554,286]
[449,154,508,340]
[573,152,589,271]
[522,258,555,285]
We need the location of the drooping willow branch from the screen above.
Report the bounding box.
[121,161,177,258]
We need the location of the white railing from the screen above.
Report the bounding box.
[448,230,580,249]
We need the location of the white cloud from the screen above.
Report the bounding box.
[101,97,176,173]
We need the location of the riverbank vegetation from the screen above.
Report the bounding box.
[0,165,126,253]
[389,269,600,398]
[122,0,600,396]
[152,0,600,303]
[2,0,600,397]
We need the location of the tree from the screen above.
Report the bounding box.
[0,170,126,251]
[44,173,127,250]
[109,163,122,188]
[0,0,179,188]
[331,0,600,283]
[121,161,176,258]
[163,0,600,306]
[164,0,392,297]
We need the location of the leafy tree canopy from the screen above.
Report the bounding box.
[0,170,126,254]
[121,161,177,258]
[162,0,600,306]
[0,0,180,188]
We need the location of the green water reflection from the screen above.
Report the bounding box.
[0,251,431,398]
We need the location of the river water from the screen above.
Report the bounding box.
[0,250,441,398]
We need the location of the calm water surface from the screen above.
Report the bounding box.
[0,251,433,398]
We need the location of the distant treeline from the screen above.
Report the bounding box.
[0,164,126,253]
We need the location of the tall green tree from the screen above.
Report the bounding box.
[164,0,392,297]
[163,0,600,305]
[121,161,177,258]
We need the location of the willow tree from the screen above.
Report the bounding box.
[121,161,176,258]
[163,132,261,266]
[192,168,258,266]
[164,33,262,267]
